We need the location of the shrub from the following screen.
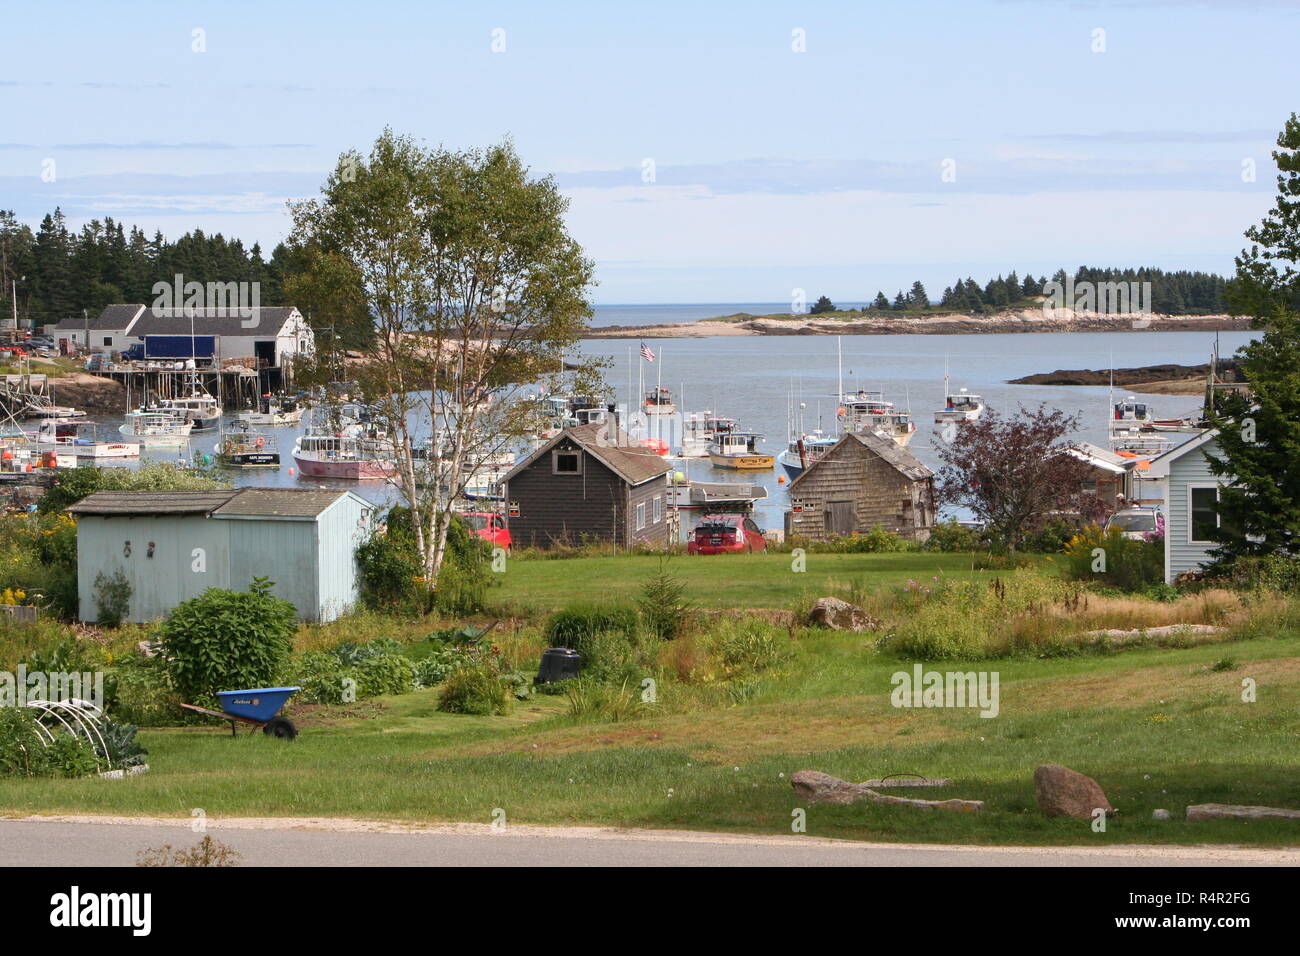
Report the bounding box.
[545,603,639,646]
[924,519,984,553]
[356,509,491,615]
[93,568,132,627]
[437,664,510,715]
[1063,524,1163,592]
[563,676,639,722]
[158,578,297,702]
[710,618,788,675]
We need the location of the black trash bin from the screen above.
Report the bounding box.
[536,647,581,685]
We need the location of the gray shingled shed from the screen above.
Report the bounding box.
[785,431,936,542]
[67,487,372,623]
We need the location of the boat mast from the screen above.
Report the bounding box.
[836,335,843,437]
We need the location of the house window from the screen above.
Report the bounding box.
[103,336,113,347]
[636,501,646,530]
[652,495,663,524]
[1190,485,1220,544]
[1080,480,1097,494]
[552,450,582,475]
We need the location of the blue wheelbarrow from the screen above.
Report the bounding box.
[179,687,301,740]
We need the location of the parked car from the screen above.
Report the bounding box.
[687,514,767,554]
[1104,506,1163,540]
[457,511,511,551]
[26,336,55,350]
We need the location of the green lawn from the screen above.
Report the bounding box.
[4,630,1298,847]
[492,551,1013,610]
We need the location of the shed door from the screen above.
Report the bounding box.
[825,500,855,536]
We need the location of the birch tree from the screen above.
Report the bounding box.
[288,131,596,605]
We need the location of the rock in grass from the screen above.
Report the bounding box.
[807,597,881,632]
[1033,764,1114,820]
[791,770,982,812]
[1152,808,1171,821]
[1186,803,1300,822]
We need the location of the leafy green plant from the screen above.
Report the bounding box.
[437,664,509,715]
[93,568,132,627]
[0,706,100,778]
[158,579,297,702]
[1063,524,1163,592]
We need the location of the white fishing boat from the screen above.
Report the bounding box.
[643,386,677,416]
[776,431,837,480]
[236,393,304,427]
[839,390,916,446]
[150,390,222,431]
[934,380,984,423]
[680,413,737,458]
[119,411,194,447]
[28,419,140,459]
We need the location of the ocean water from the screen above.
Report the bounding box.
[590,303,791,327]
[113,328,1255,530]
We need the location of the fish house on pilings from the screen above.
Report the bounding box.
[66,488,372,623]
[784,430,936,542]
[501,422,673,550]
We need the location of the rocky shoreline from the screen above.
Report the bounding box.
[1008,360,1242,396]
[581,309,1251,339]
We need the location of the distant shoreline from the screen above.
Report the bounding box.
[580,309,1251,339]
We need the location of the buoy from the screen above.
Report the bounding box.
[288,467,296,477]
[256,435,265,447]
[778,474,786,484]
[673,470,685,483]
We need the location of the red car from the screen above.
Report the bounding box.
[457,511,511,551]
[687,514,767,555]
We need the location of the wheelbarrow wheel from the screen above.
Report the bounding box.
[263,716,298,740]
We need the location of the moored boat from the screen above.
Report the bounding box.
[934,383,984,423]
[839,390,916,446]
[29,419,140,459]
[776,431,837,479]
[707,431,774,470]
[680,412,737,458]
[215,422,280,468]
[119,411,194,446]
[236,393,304,427]
[292,431,395,479]
[644,386,677,416]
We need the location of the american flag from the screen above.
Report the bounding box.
[640,342,655,362]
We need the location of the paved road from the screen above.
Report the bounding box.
[3,816,1296,866]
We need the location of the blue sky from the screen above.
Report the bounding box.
[2,0,1296,303]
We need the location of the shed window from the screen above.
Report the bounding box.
[636,501,646,530]
[652,495,663,524]
[1190,485,1220,543]
[552,450,582,475]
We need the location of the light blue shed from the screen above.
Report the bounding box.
[67,488,373,622]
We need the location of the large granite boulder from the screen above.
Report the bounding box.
[808,597,881,632]
[1034,764,1114,820]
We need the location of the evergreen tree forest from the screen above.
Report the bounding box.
[0,207,372,347]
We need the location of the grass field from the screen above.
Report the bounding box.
[4,625,1298,847]
[491,551,1016,610]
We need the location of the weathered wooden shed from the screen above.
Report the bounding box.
[67,487,372,623]
[785,431,936,542]
[501,422,672,549]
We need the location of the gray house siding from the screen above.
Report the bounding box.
[1165,437,1223,583]
[222,518,319,619]
[504,438,669,550]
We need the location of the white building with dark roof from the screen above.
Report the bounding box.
[51,304,315,366]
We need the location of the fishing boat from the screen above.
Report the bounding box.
[707,431,774,470]
[119,411,194,447]
[643,386,677,416]
[668,474,769,510]
[839,390,916,446]
[148,387,222,431]
[776,431,837,479]
[236,393,304,427]
[28,419,140,459]
[215,422,280,468]
[934,384,984,424]
[680,413,737,458]
[292,430,395,480]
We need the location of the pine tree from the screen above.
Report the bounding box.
[872,291,889,310]
[908,280,929,309]
[1207,112,1300,560]
[892,290,907,310]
